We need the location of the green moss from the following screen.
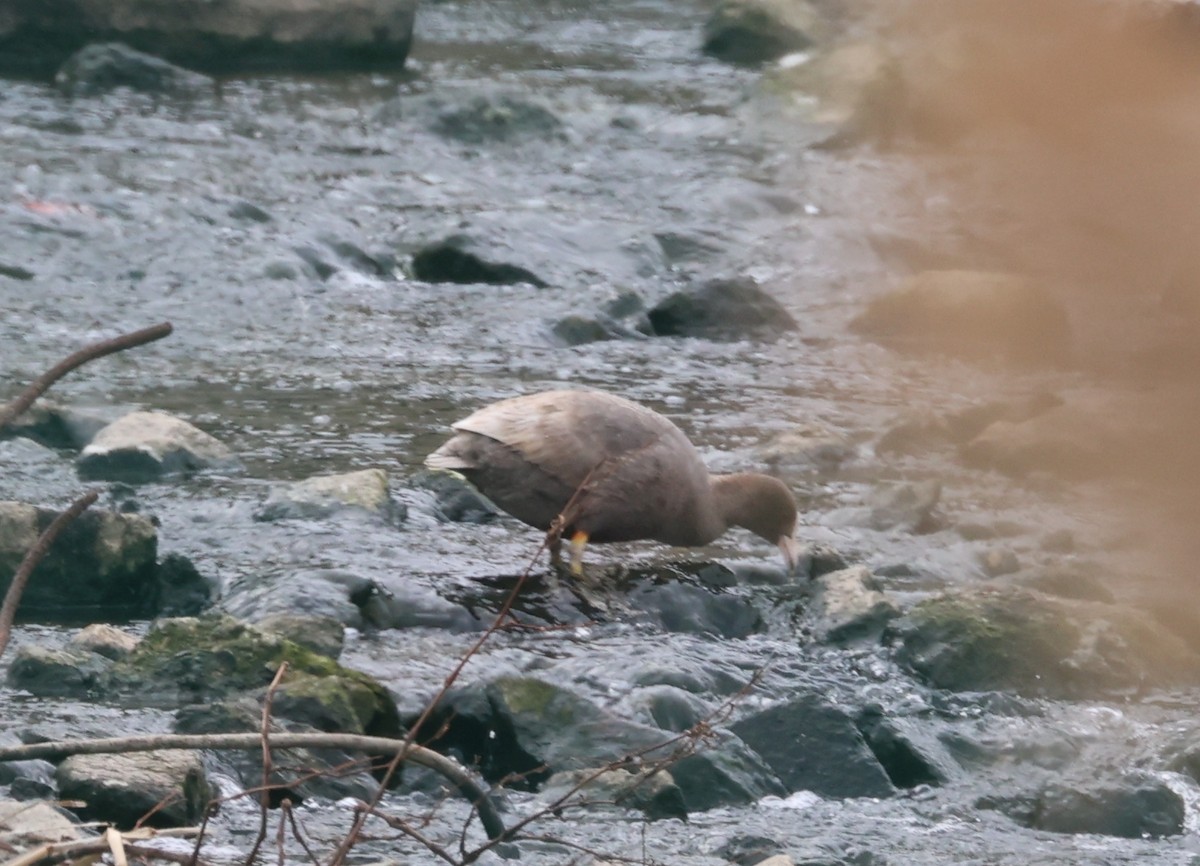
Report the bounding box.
[493,677,578,726]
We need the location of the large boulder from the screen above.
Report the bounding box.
[0,501,157,616]
[0,0,416,77]
[77,411,238,482]
[850,270,1071,366]
[56,750,215,829]
[979,775,1184,839]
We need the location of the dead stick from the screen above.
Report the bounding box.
[0,733,506,842]
[0,490,99,659]
[0,321,173,432]
[245,663,288,866]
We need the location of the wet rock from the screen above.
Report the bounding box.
[730,693,896,799]
[717,835,784,866]
[865,480,941,533]
[0,501,157,616]
[944,392,1064,443]
[55,43,213,97]
[0,263,36,280]
[228,200,273,223]
[647,277,798,342]
[702,0,823,66]
[620,684,713,733]
[759,422,854,472]
[850,270,1072,366]
[0,799,80,844]
[408,468,499,524]
[1015,566,1115,604]
[57,750,215,828]
[222,569,375,630]
[0,401,112,450]
[892,587,1200,698]
[410,235,549,287]
[803,566,900,644]
[155,552,215,617]
[255,613,346,659]
[69,623,138,660]
[6,646,113,698]
[622,566,765,639]
[173,699,381,803]
[96,615,401,735]
[540,767,686,820]
[430,94,564,144]
[977,548,1020,578]
[550,314,639,346]
[980,775,1184,839]
[358,583,481,632]
[256,468,405,524]
[762,40,904,147]
[77,411,238,483]
[669,733,788,810]
[855,706,955,788]
[0,0,416,77]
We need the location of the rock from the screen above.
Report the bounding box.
[0,798,81,844]
[980,775,1184,838]
[256,468,405,524]
[0,501,157,616]
[702,0,824,66]
[1015,566,1115,604]
[977,548,1019,578]
[717,835,785,866]
[221,569,375,630]
[410,235,549,287]
[850,270,1072,366]
[77,411,237,483]
[69,624,138,660]
[620,684,713,733]
[803,566,900,644]
[539,767,686,820]
[550,314,643,347]
[668,732,788,810]
[647,277,798,342]
[255,613,346,659]
[865,480,941,533]
[429,94,564,144]
[155,552,215,617]
[892,587,1200,698]
[730,693,896,799]
[0,401,112,450]
[55,43,213,96]
[6,646,113,698]
[56,750,215,828]
[854,706,955,788]
[758,422,854,472]
[0,0,416,77]
[358,583,481,632]
[877,392,1062,457]
[173,700,380,802]
[408,469,499,524]
[96,615,401,735]
[621,566,765,639]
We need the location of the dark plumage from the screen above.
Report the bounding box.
[425,389,800,572]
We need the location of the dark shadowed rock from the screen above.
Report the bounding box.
[55,43,213,97]
[411,235,549,287]
[6,646,113,698]
[408,468,499,524]
[703,0,823,66]
[430,94,564,144]
[77,411,238,483]
[0,501,157,616]
[0,0,417,77]
[57,750,215,828]
[850,270,1072,366]
[730,693,896,799]
[647,277,798,342]
[979,775,1184,838]
[0,401,112,450]
[855,706,956,788]
[669,732,787,810]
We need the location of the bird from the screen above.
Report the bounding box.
[425,389,800,574]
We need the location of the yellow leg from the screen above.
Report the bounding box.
[569,531,589,576]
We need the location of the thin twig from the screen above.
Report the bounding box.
[358,803,459,866]
[245,663,288,866]
[0,322,173,432]
[284,800,322,866]
[0,733,505,842]
[0,490,99,659]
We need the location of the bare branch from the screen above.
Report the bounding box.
[0,490,99,659]
[0,322,173,432]
[245,663,289,866]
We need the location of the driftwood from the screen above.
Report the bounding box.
[0,733,506,842]
[0,322,173,432]
[0,490,99,659]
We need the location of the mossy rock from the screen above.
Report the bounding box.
[893,588,1200,698]
[103,615,401,734]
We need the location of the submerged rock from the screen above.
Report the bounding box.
[802,565,900,644]
[702,0,824,66]
[0,0,417,77]
[410,235,549,287]
[850,270,1072,366]
[540,767,686,821]
[429,94,564,144]
[57,750,215,828]
[0,501,157,616]
[647,277,798,342]
[256,467,405,524]
[77,410,238,483]
[56,43,213,96]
